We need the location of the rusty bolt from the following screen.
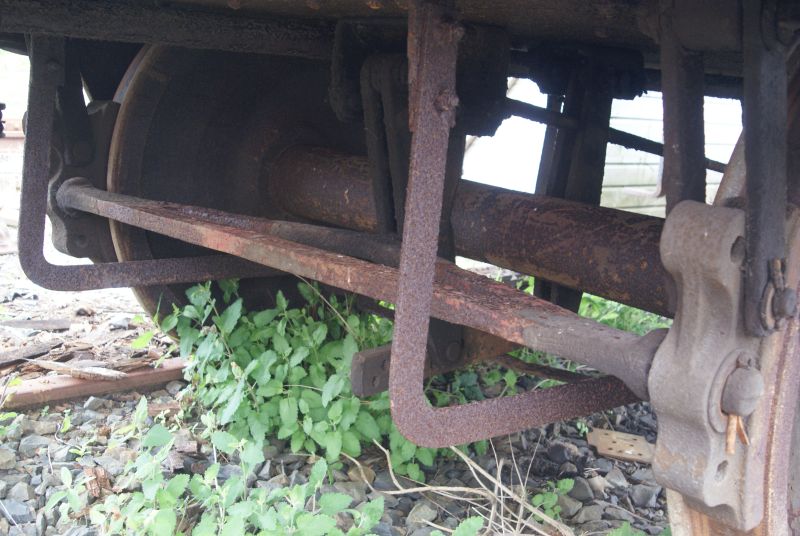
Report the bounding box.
[772,287,798,319]
[721,367,765,417]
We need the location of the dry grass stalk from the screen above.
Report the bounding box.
[341,440,574,536]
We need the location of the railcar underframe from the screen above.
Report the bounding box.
[2,0,800,532]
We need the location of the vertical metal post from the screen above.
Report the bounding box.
[742,0,789,336]
[660,14,707,215]
[389,0,463,438]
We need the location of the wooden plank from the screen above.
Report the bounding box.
[587,428,655,463]
[0,318,72,331]
[4,358,186,409]
[0,341,62,367]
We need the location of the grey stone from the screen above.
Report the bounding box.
[0,448,16,469]
[593,458,614,474]
[63,527,98,536]
[35,509,47,536]
[631,484,662,508]
[570,504,604,524]
[0,499,35,524]
[7,482,34,502]
[9,523,38,536]
[371,522,401,536]
[373,470,395,491]
[409,529,435,536]
[30,421,58,436]
[2,474,30,487]
[333,482,367,504]
[577,521,611,533]
[547,442,578,464]
[605,467,629,488]
[587,476,609,497]
[18,436,52,458]
[165,381,185,396]
[406,501,437,527]
[83,397,106,411]
[604,506,635,523]
[0,480,7,499]
[257,460,272,480]
[557,494,582,518]
[217,465,241,482]
[50,445,76,463]
[630,467,655,484]
[559,462,578,475]
[0,518,7,534]
[262,445,279,460]
[568,477,594,502]
[94,455,125,477]
[108,314,132,330]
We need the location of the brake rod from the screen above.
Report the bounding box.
[505,98,727,173]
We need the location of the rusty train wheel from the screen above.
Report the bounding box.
[668,56,800,536]
[107,45,367,316]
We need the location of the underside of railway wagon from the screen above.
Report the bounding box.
[2,0,800,532]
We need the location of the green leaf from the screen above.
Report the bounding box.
[359,497,384,527]
[217,298,243,335]
[319,492,353,515]
[321,375,344,407]
[291,430,306,453]
[279,398,298,428]
[295,513,336,536]
[149,509,176,536]
[405,462,423,482]
[60,467,72,487]
[219,515,245,536]
[273,333,291,356]
[219,382,244,425]
[415,448,435,467]
[557,478,574,494]
[308,458,328,488]
[311,324,328,347]
[142,424,173,448]
[340,430,361,457]
[253,308,279,328]
[211,430,238,455]
[354,412,380,440]
[131,331,155,350]
[452,516,484,536]
[289,346,310,367]
[45,490,67,511]
[327,400,344,422]
[275,291,288,311]
[325,432,342,460]
[241,441,265,467]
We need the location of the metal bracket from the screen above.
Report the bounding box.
[649,201,763,530]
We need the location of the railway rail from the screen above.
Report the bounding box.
[2,0,800,532]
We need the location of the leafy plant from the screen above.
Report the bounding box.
[530,478,574,520]
[431,516,484,536]
[79,398,385,535]
[162,280,446,480]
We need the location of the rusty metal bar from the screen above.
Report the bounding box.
[0,0,333,60]
[387,1,656,447]
[506,98,727,174]
[660,14,707,214]
[271,146,675,317]
[19,35,278,292]
[56,179,664,443]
